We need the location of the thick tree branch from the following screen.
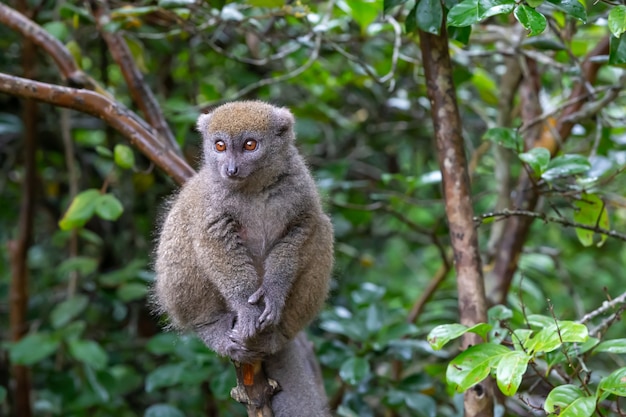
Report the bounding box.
[88,0,180,154]
[488,37,611,305]
[0,3,95,89]
[0,73,194,185]
[418,27,493,417]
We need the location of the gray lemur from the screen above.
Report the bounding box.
[153,101,334,367]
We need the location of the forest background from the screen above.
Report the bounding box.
[2,0,626,416]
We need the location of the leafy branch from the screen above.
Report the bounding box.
[475,209,626,242]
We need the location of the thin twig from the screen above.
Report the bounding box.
[476,209,626,242]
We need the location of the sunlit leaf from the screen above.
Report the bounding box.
[545,0,586,22]
[114,144,135,169]
[598,367,626,399]
[595,339,626,354]
[496,351,530,396]
[447,0,515,27]
[524,321,588,354]
[59,189,101,230]
[542,154,590,180]
[95,194,124,221]
[573,193,608,247]
[609,6,626,38]
[544,385,595,416]
[446,344,510,392]
[519,147,550,176]
[344,0,380,31]
[514,5,547,36]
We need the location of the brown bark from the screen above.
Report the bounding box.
[88,0,180,154]
[418,28,493,417]
[231,361,278,417]
[488,37,611,305]
[0,3,95,88]
[8,2,37,413]
[0,73,195,185]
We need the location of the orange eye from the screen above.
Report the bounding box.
[215,141,226,152]
[243,139,257,151]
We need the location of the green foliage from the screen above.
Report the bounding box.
[429,307,626,413]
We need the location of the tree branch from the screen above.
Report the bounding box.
[0,3,96,89]
[0,73,194,185]
[488,37,611,305]
[476,209,626,242]
[418,26,493,417]
[88,0,181,154]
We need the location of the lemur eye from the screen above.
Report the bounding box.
[215,141,226,152]
[243,139,258,151]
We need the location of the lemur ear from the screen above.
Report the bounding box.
[196,112,213,134]
[272,106,295,137]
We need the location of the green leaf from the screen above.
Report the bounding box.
[146,333,179,355]
[405,3,418,32]
[427,324,469,350]
[573,193,608,247]
[595,339,626,354]
[9,332,61,365]
[544,385,595,416]
[448,25,472,44]
[59,189,101,230]
[524,321,588,354]
[416,0,443,35]
[95,194,124,221]
[514,5,547,36]
[542,154,590,181]
[344,0,380,31]
[43,21,69,42]
[117,282,148,302]
[427,323,492,350]
[158,0,196,8]
[519,147,551,175]
[339,356,370,385]
[483,127,522,151]
[405,392,436,416]
[598,367,626,398]
[609,33,626,66]
[50,295,89,328]
[447,0,515,27]
[609,6,626,38]
[144,404,185,417]
[114,144,135,169]
[545,0,586,22]
[446,344,510,392]
[384,0,408,13]
[146,363,187,392]
[495,351,530,396]
[57,256,98,277]
[527,0,543,7]
[68,339,108,370]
